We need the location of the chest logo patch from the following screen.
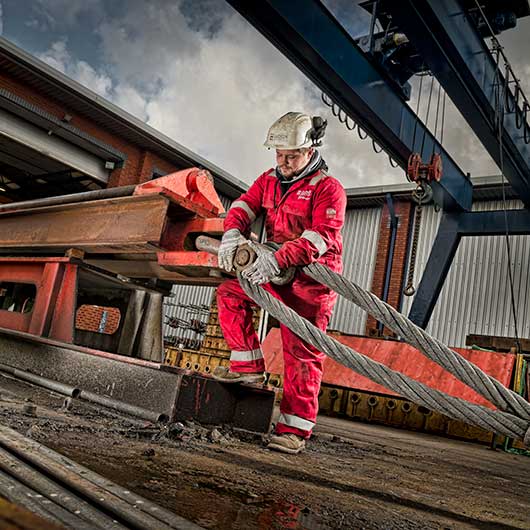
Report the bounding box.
[326,208,336,218]
[296,189,312,201]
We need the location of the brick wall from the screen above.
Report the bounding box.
[75,305,121,334]
[0,71,180,187]
[365,200,412,336]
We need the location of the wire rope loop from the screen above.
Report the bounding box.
[345,116,356,130]
[338,108,347,124]
[372,139,383,153]
[332,103,341,118]
[412,184,433,205]
[321,92,333,107]
[240,274,529,440]
[357,126,368,140]
[515,99,525,129]
[504,74,518,115]
[524,104,530,144]
[403,285,416,297]
[388,155,399,168]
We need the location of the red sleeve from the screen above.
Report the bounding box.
[224,172,269,237]
[275,177,346,268]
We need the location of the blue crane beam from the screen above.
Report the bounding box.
[383,0,530,207]
[226,0,473,211]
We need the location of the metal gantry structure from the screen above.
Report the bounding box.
[226,0,530,329]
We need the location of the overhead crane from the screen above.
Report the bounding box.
[226,0,530,328]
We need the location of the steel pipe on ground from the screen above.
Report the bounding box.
[78,390,169,423]
[0,468,94,529]
[0,363,167,423]
[0,424,202,530]
[0,363,80,397]
[0,446,126,530]
[0,428,178,530]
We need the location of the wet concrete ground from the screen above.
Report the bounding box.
[1,372,529,530]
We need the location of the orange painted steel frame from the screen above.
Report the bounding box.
[0,257,77,343]
[134,168,225,219]
[0,169,229,343]
[0,169,227,283]
[262,328,516,409]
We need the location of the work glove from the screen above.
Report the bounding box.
[218,229,247,272]
[242,243,281,285]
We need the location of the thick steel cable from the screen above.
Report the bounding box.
[302,262,530,421]
[238,275,529,442]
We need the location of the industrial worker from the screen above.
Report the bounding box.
[213,112,346,454]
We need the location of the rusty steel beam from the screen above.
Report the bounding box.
[0,194,170,254]
[84,259,226,286]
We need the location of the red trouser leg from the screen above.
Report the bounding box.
[274,276,336,439]
[217,276,337,438]
[217,278,266,373]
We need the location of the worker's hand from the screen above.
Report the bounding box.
[218,229,247,272]
[242,244,281,285]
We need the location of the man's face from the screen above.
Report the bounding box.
[276,148,313,179]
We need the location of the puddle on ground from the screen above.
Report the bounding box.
[255,500,327,529]
[193,498,327,529]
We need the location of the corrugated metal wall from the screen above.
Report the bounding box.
[163,194,233,345]
[401,199,530,347]
[328,207,382,335]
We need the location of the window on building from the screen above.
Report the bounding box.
[151,167,167,179]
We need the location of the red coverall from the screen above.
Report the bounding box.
[217,167,346,438]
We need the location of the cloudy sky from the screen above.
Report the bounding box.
[0,0,529,188]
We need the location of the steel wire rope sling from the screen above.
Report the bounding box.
[196,235,530,442]
[236,271,530,444]
[301,261,530,419]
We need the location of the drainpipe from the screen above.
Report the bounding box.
[377,193,398,335]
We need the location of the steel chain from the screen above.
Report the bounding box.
[403,203,422,297]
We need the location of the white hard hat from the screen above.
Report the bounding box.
[264,112,326,149]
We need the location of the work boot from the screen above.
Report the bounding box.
[211,366,265,384]
[267,433,306,454]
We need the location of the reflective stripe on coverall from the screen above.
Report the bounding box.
[218,167,346,438]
